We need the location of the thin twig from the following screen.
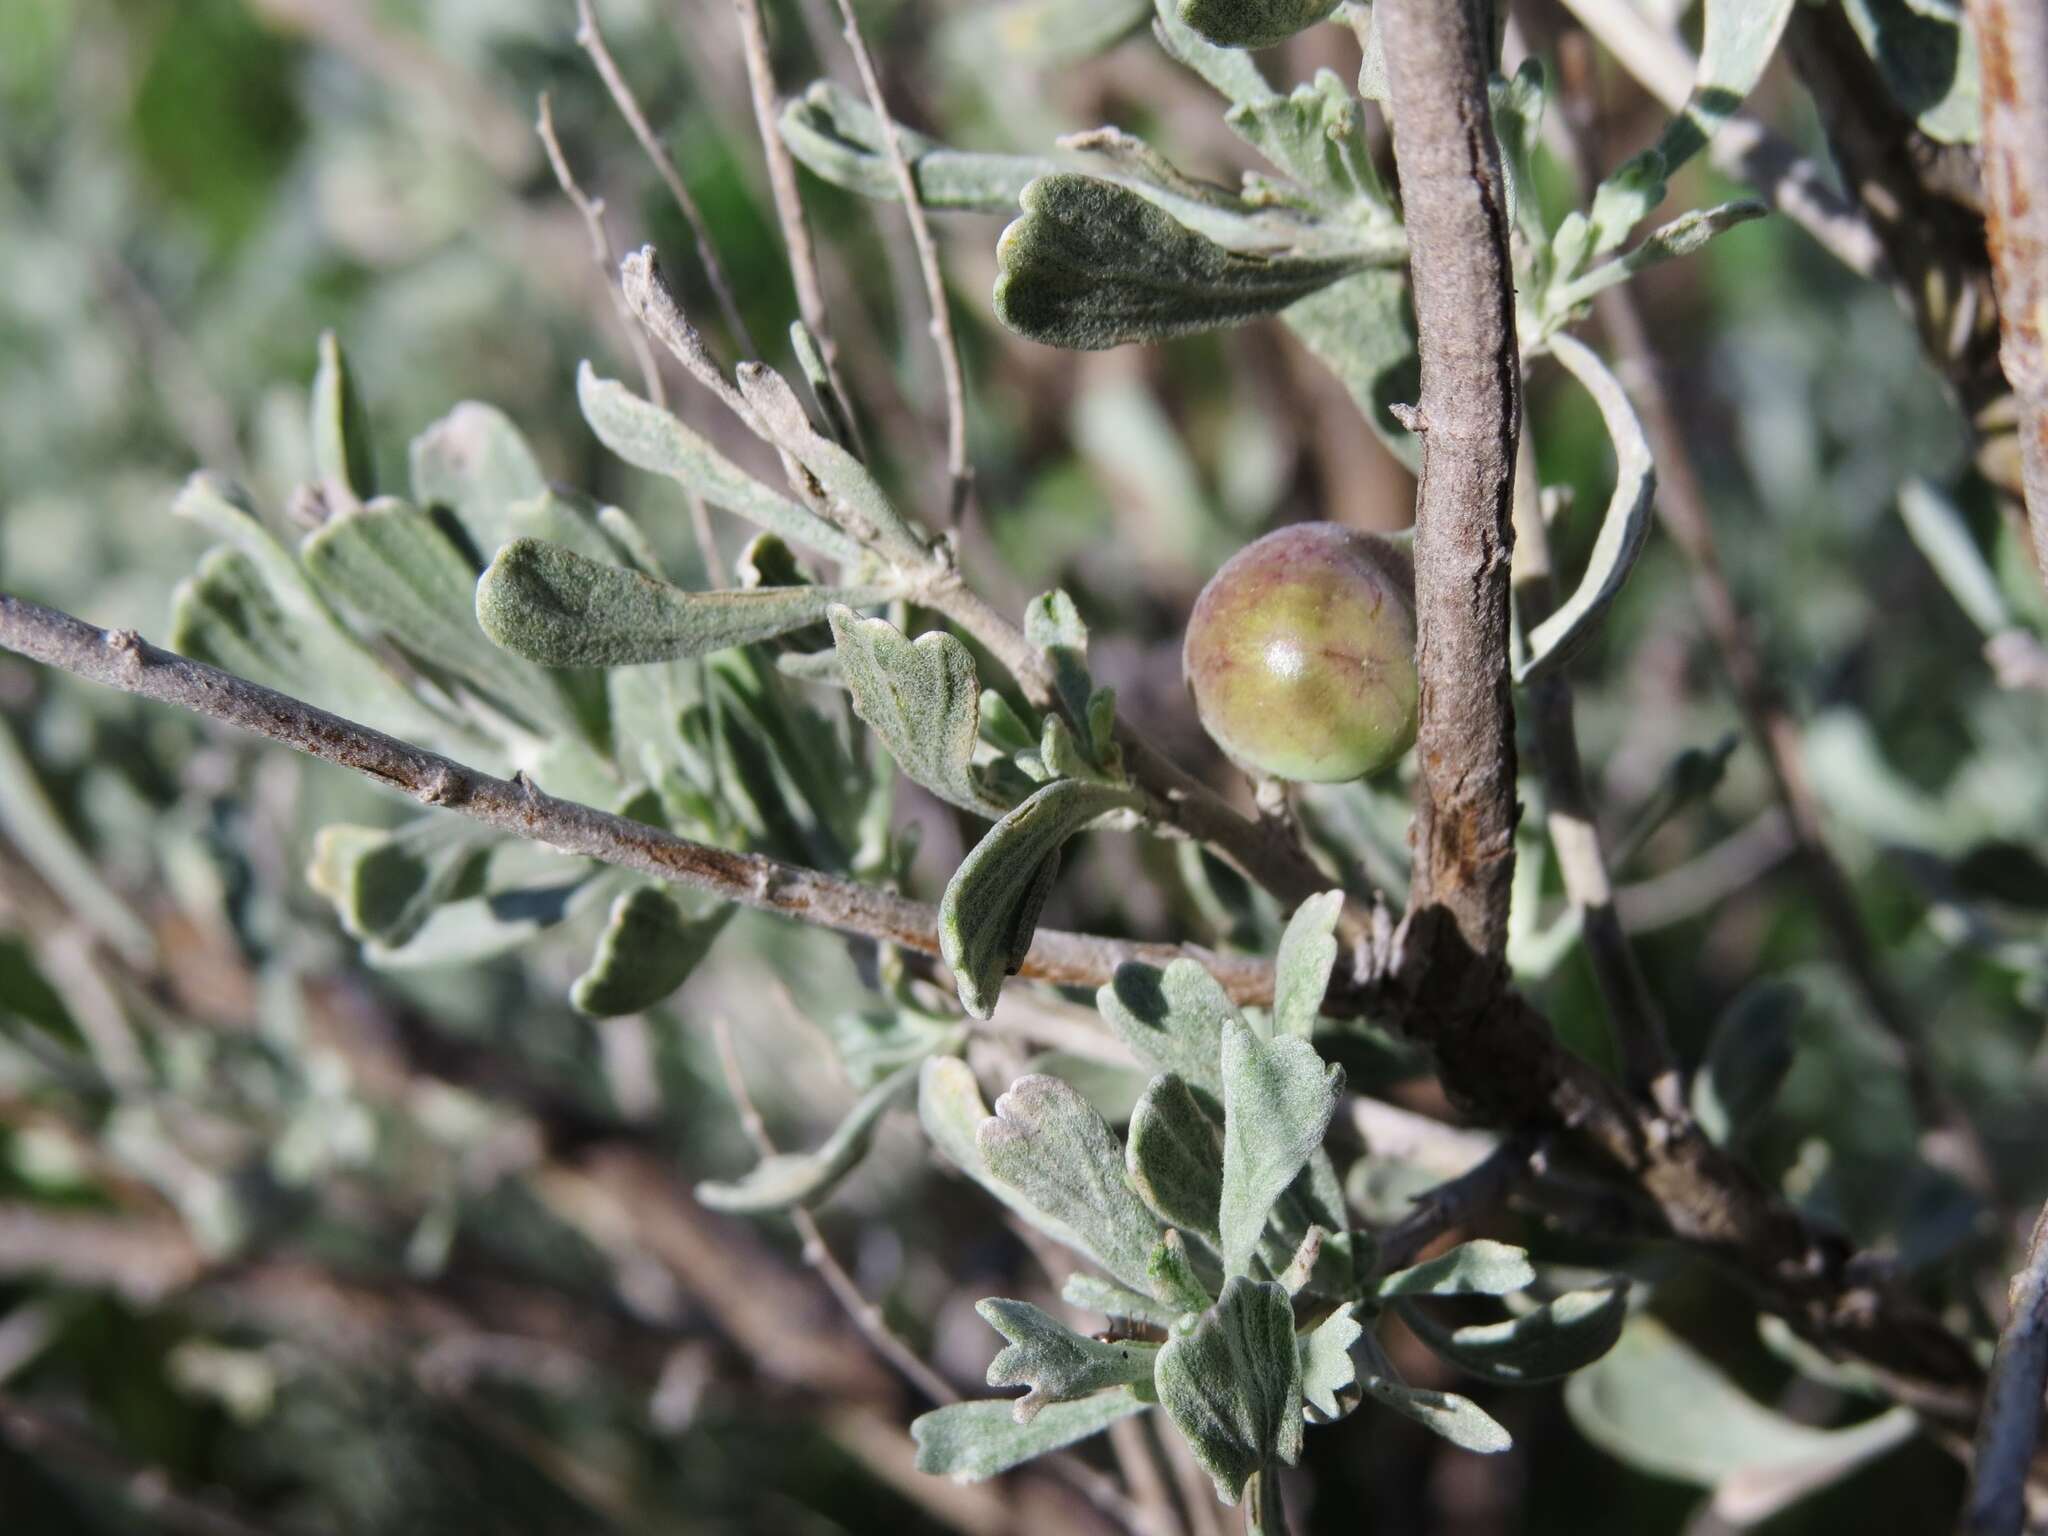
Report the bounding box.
[535,91,725,581]
[726,0,863,451]
[0,591,1274,1004]
[708,1017,959,1406]
[1374,1133,1539,1275]
[1550,0,1887,279]
[575,0,758,358]
[1511,421,1682,1115]
[825,0,974,522]
[0,1392,283,1536]
[1961,1201,2048,1535]
[1962,0,2048,580]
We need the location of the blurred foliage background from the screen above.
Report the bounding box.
[1,0,2043,1532]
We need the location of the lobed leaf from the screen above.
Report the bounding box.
[1154,1276,1303,1504]
[979,1299,1161,1420]
[1299,1303,1363,1419]
[569,886,731,1018]
[1098,958,1241,1098]
[828,608,1011,818]
[1219,1019,1343,1278]
[920,1058,1093,1254]
[1271,889,1344,1040]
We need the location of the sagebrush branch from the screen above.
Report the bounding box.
[1962,1201,2048,1536]
[0,592,1272,1004]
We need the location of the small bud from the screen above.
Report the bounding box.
[1182,522,1418,784]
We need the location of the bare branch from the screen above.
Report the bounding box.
[1962,1201,2048,1535]
[1378,0,1522,964]
[575,0,758,358]
[825,0,974,521]
[0,591,1273,1005]
[1964,0,2048,580]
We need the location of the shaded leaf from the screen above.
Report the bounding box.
[978,1074,1162,1291]
[1378,1240,1536,1299]
[780,80,1050,214]
[408,400,547,560]
[570,886,731,1017]
[697,1056,923,1212]
[920,1058,1093,1254]
[1176,0,1338,50]
[1219,1019,1343,1277]
[1899,476,2011,635]
[1226,70,1385,208]
[311,330,375,501]
[1272,889,1344,1039]
[828,607,1009,818]
[994,174,1362,351]
[1399,1286,1629,1385]
[1692,981,1799,1146]
[911,1392,1148,1482]
[477,537,896,667]
[979,1299,1160,1420]
[1299,1303,1363,1419]
[1149,1229,1217,1314]
[307,818,496,949]
[1841,0,1981,143]
[1155,1276,1303,1504]
[1098,957,1241,1097]
[940,779,1139,1018]
[1126,1073,1225,1243]
[1356,1367,1512,1453]
[1063,1273,1185,1330]
[1282,269,1420,470]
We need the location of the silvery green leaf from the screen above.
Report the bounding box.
[1516,334,1654,684]
[576,363,862,562]
[1491,58,1548,250]
[1550,200,1767,314]
[363,877,590,970]
[788,320,856,450]
[1176,0,1338,50]
[307,818,497,948]
[570,886,731,1017]
[1040,713,1122,785]
[476,538,897,668]
[940,779,1140,1019]
[1299,1303,1363,1419]
[733,364,932,561]
[827,1006,960,1090]
[1150,1229,1217,1313]
[1126,1073,1225,1243]
[697,1055,922,1212]
[780,81,1050,214]
[1584,151,1670,263]
[0,718,153,965]
[1098,958,1242,1098]
[1566,1316,1917,1522]
[920,1058,1093,1253]
[1064,1273,1186,1330]
[978,1074,1163,1292]
[1399,1286,1629,1384]
[1024,589,1094,731]
[1377,1239,1536,1298]
[311,330,375,501]
[994,174,1362,351]
[1030,1051,1154,1125]
[911,1392,1149,1482]
[1356,1362,1511,1452]
[408,400,548,560]
[828,608,1010,818]
[1691,981,1799,1146]
[1224,70,1385,209]
[1898,477,2011,635]
[979,1299,1162,1420]
[1841,0,1980,143]
[978,689,1040,757]
[1281,269,1420,470]
[171,476,461,749]
[1152,0,1277,105]
[1219,1019,1343,1277]
[1272,890,1344,1040]
[1155,1276,1303,1504]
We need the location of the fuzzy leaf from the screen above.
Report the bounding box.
[1566,1317,1917,1521]
[1024,589,1095,731]
[1225,70,1384,207]
[994,174,1361,351]
[570,886,730,1017]
[979,1299,1161,1420]
[407,401,547,559]
[1841,0,1980,144]
[1399,1285,1629,1385]
[940,779,1139,1018]
[477,537,896,668]
[307,819,496,949]
[1272,890,1344,1039]
[1098,958,1241,1097]
[1282,269,1419,470]
[311,331,375,501]
[1517,334,1655,684]
[1155,1276,1303,1504]
[911,1393,1148,1482]
[1551,200,1767,315]
[978,1074,1163,1291]
[1299,1303,1363,1419]
[1063,1274,1186,1330]
[697,1056,922,1212]
[1149,1229,1217,1314]
[781,81,1051,214]
[1356,1368,1511,1453]
[1219,1020,1343,1278]
[1378,1240,1536,1299]
[1126,1073,1225,1243]
[1691,981,1799,1146]
[920,1058,1093,1254]
[576,364,862,562]
[1176,0,1338,49]
[828,608,1010,818]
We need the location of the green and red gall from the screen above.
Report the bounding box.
[1182,522,1419,784]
